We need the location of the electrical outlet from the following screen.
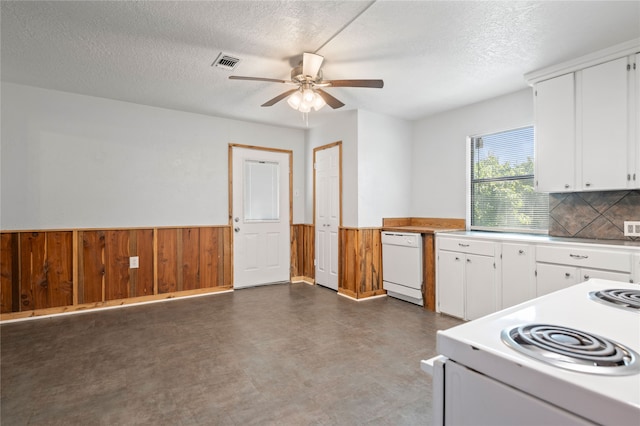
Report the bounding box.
[623,221,640,237]
[129,256,139,269]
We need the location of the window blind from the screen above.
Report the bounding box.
[470,126,549,233]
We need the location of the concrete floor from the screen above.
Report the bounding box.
[1,283,463,425]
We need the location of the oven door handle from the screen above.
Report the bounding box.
[421,355,447,376]
[422,356,447,425]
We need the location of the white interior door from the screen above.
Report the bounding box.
[315,145,340,290]
[232,147,290,288]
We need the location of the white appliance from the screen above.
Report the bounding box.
[382,232,423,306]
[422,279,640,425]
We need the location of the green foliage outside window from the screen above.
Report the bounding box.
[470,127,548,233]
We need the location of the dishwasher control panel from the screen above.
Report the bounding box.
[381,232,421,248]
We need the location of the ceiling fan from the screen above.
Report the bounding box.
[229,53,383,112]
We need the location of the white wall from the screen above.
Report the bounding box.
[305,110,358,227]
[357,110,412,227]
[2,82,534,231]
[1,83,306,230]
[410,88,533,219]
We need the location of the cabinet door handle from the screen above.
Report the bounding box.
[584,274,590,280]
[585,182,591,187]
[466,258,471,263]
[458,243,469,247]
[518,249,524,254]
[564,184,570,189]
[569,254,588,259]
[565,272,572,278]
[455,257,460,261]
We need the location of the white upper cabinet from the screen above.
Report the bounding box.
[527,40,640,193]
[633,53,640,188]
[534,73,576,192]
[580,57,629,190]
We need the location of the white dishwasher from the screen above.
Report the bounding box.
[382,232,423,306]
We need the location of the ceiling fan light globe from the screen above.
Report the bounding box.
[312,94,326,111]
[298,102,311,113]
[302,88,315,103]
[287,91,302,109]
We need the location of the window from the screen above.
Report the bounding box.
[469,126,548,233]
[243,160,280,222]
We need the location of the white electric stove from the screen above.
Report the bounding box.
[422,279,640,425]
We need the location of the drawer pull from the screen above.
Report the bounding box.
[518,250,524,254]
[455,257,460,261]
[584,274,590,280]
[466,258,471,263]
[565,272,572,278]
[458,243,469,247]
[569,254,588,259]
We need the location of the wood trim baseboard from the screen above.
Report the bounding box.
[0,286,233,321]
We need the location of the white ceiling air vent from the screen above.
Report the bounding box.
[212,53,240,70]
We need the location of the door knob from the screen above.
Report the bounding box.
[234,227,240,232]
[234,217,240,223]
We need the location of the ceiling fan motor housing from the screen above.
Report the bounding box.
[291,66,322,84]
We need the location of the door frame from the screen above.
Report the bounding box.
[313,141,343,285]
[228,144,293,285]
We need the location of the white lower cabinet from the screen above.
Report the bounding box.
[437,250,465,318]
[536,263,579,296]
[436,236,498,320]
[501,243,536,308]
[535,244,633,296]
[465,254,498,320]
[536,263,632,296]
[437,234,639,321]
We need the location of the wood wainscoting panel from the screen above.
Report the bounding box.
[78,230,106,304]
[338,228,383,299]
[158,227,232,293]
[1,226,232,319]
[290,224,315,282]
[199,227,217,289]
[358,229,383,298]
[17,232,73,311]
[181,228,200,291]
[423,234,436,311]
[339,228,358,298]
[104,230,131,301]
[131,229,154,298]
[157,228,179,294]
[290,225,303,278]
[0,233,20,313]
[303,224,315,280]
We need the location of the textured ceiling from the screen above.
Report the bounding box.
[2,1,639,129]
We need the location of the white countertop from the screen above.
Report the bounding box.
[436,230,640,249]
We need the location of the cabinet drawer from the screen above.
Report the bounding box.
[438,237,495,256]
[536,245,631,272]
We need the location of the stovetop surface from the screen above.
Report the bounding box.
[436,279,640,425]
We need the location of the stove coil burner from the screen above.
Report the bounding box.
[589,288,640,312]
[501,324,640,375]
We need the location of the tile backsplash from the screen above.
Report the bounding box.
[549,190,640,241]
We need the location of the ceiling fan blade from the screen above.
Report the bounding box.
[325,79,384,88]
[229,76,288,84]
[302,52,324,78]
[261,89,299,107]
[315,89,345,109]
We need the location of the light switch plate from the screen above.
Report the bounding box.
[130,256,139,269]
[623,221,640,237]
